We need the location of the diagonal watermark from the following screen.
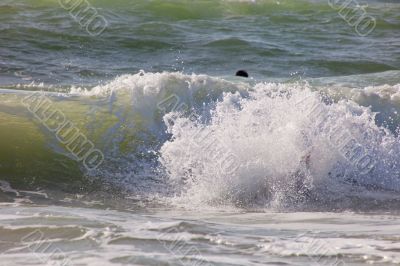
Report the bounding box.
[21,92,104,171]
[328,0,376,37]
[59,0,108,36]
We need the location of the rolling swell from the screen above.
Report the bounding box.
[2,0,399,85]
[1,72,400,210]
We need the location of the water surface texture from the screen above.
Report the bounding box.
[1,0,400,265]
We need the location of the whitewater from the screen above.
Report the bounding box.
[1,0,400,265]
[2,71,400,265]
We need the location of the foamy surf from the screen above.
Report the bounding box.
[2,0,400,264]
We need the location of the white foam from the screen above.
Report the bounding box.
[158,79,400,209]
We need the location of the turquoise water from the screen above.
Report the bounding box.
[1,0,400,265]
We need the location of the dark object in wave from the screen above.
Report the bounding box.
[235,70,249,78]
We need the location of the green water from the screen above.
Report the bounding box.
[1,1,400,265]
[1,0,399,86]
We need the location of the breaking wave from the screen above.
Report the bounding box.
[1,71,400,210]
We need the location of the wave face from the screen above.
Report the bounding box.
[1,72,400,210]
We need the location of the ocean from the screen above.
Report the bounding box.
[1,0,400,265]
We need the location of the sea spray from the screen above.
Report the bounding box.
[1,72,400,210]
[158,78,400,208]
